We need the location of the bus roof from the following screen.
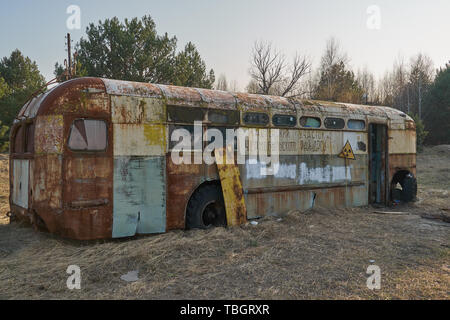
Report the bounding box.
[15,77,412,123]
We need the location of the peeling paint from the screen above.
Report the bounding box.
[113,156,166,237]
[113,124,166,156]
[9,77,417,240]
[12,159,29,208]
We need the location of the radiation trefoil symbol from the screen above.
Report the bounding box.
[339,140,356,160]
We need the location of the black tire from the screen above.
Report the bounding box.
[400,174,417,202]
[186,184,227,229]
[391,188,402,202]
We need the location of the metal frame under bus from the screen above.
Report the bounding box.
[9,77,417,240]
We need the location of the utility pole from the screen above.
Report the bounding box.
[66,33,72,79]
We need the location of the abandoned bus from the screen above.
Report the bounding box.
[9,77,417,240]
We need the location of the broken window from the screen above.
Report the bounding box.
[272,114,297,127]
[167,105,206,123]
[68,119,107,151]
[324,117,345,129]
[348,119,366,130]
[243,112,269,126]
[300,116,321,128]
[208,110,239,125]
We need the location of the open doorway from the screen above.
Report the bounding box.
[368,124,387,204]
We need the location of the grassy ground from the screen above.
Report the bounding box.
[0,147,448,300]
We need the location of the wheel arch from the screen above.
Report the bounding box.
[391,170,414,185]
[390,169,417,202]
[184,179,222,229]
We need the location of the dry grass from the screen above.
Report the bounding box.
[0,148,448,300]
[0,154,9,226]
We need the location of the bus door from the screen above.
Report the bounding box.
[368,124,387,204]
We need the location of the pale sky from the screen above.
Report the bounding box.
[1,0,449,91]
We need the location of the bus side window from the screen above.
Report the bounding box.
[300,116,321,128]
[348,119,366,130]
[208,110,240,125]
[273,114,296,127]
[324,117,345,129]
[243,112,269,126]
[167,106,206,123]
[68,119,107,151]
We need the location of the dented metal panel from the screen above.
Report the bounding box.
[113,156,166,237]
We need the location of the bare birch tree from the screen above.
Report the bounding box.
[318,37,349,100]
[357,67,376,104]
[216,74,228,91]
[249,41,311,97]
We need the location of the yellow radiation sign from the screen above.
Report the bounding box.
[339,140,356,160]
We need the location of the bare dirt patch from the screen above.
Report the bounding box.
[0,149,448,300]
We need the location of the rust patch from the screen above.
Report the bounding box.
[34,115,64,154]
[389,154,417,183]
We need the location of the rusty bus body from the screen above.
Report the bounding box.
[9,77,416,240]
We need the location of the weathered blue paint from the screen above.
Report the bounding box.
[112,156,166,238]
[241,155,369,218]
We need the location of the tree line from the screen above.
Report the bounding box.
[0,16,448,152]
[0,15,215,151]
[242,37,449,146]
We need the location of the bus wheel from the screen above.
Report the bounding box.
[186,184,227,229]
[400,174,417,202]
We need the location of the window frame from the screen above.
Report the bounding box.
[299,116,322,129]
[324,117,345,130]
[68,118,108,153]
[272,114,297,128]
[167,105,207,124]
[242,112,270,126]
[347,119,366,131]
[207,109,240,126]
